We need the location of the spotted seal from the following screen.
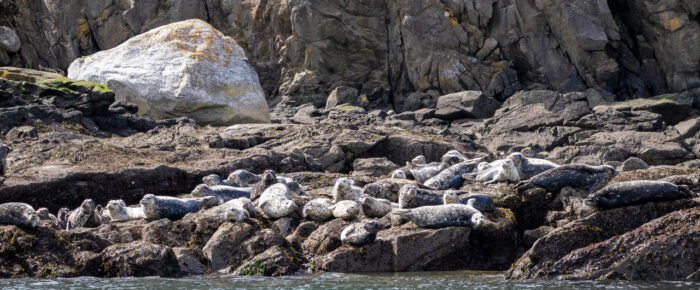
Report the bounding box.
[411,155,427,165]
[584,180,696,210]
[227,169,261,187]
[515,164,618,194]
[443,192,495,212]
[227,198,257,218]
[250,170,278,200]
[392,204,485,229]
[473,159,519,184]
[198,198,251,222]
[441,150,468,165]
[202,174,236,187]
[332,177,362,202]
[398,184,444,209]
[359,194,395,218]
[191,184,251,203]
[390,170,407,179]
[140,194,217,220]
[302,198,334,221]
[106,199,146,222]
[507,153,559,180]
[257,183,298,219]
[341,221,379,246]
[0,203,38,228]
[331,200,360,220]
[277,176,302,196]
[94,205,110,225]
[66,199,100,229]
[57,207,70,229]
[424,158,481,190]
[36,207,57,222]
[408,161,447,183]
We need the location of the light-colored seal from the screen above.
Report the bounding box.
[411,155,427,165]
[250,170,278,200]
[585,180,696,210]
[408,161,447,183]
[36,207,57,222]
[191,184,251,203]
[140,194,217,220]
[302,198,334,221]
[473,159,519,184]
[441,150,468,165]
[277,176,302,196]
[94,205,110,225]
[106,199,146,222]
[0,203,38,228]
[202,174,236,187]
[227,169,261,187]
[476,162,490,172]
[507,152,559,180]
[257,183,298,219]
[390,170,407,179]
[359,194,394,218]
[226,197,257,218]
[424,158,481,190]
[392,204,485,229]
[515,164,618,194]
[443,192,495,212]
[67,199,99,229]
[198,198,251,222]
[398,184,444,209]
[331,200,360,220]
[341,221,379,246]
[332,177,362,202]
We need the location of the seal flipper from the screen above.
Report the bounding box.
[391,208,410,216]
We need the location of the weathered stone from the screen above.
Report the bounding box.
[434,91,500,120]
[233,246,302,276]
[173,247,209,276]
[352,157,398,177]
[0,26,20,52]
[325,86,362,110]
[675,117,700,138]
[99,241,180,277]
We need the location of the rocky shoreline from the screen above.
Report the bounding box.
[0,66,699,281]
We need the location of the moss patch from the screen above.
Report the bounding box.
[38,76,113,95]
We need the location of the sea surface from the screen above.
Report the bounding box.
[1,271,697,289]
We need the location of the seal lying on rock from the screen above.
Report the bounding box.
[332,177,362,202]
[257,183,298,219]
[359,194,394,218]
[443,193,494,212]
[106,200,146,222]
[226,198,257,218]
[199,198,251,222]
[331,200,360,220]
[473,159,519,184]
[398,184,444,209]
[411,155,427,165]
[250,170,278,200]
[94,205,111,225]
[408,161,446,183]
[341,220,379,246]
[507,153,559,180]
[0,203,38,228]
[424,159,480,190]
[227,169,261,187]
[140,194,217,220]
[585,180,696,210]
[191,184,250,203]
[302,198,334,221]
[392,204,485,229]
[36,207,57,222]
[202,174,236,187]
[441,150,468,165]
[67,199,100,229]
[515,164,618,194]
[277,176,302,196]
[57,207,70,229]
[390,170,407,179]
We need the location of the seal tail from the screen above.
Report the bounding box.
[391,208,410,216]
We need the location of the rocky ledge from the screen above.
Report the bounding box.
[0,68,699,281]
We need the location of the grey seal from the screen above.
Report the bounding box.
[191,184,251,203]
[140,194,217,220]
[515,164,618,194]
[332,177,362,202]
[0,203,38,228]
[359,194,394,218]
[392,204,485,229]
[277,176,302,196]
[36,207,60,229]
[66,199,100,229]
[390,170,407,179]
[250,170,278,200]
[507,153,559,180]
[472,159,519,184]
[443,192,495,212]
[408,161,447,183]
[197,198,251,222]
[227,169,261,187]
[584,180,696,210]
[341,221,379,246]
[424,158,481,190]
[411,155,427,165]
[302,198,334,221]
[441,150,468,165]
[331,200,360,220]
[202,174,236,187]
[257,183,298,219]
[398,184,444,209]
[106,199,146,222]
[57,207,70,229]
[0,143,7,177]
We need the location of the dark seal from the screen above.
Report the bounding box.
[585,180,696,210]
[515,164,618,194]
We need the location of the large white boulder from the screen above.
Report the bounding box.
[67,19,270,125]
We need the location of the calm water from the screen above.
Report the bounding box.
[0,271,697,289]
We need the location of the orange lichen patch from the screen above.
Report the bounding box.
[77,18,91,46]
[658,12,685,32]
[444,8,458,27]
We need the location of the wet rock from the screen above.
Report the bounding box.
[302,218,350,257]
[202,222,287,272]
[352,157,398,177]
[434,91,500,120]
[233,246,302,276]
[98,241,179,278]
[173,247,209,276]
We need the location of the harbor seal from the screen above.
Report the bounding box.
[584,180,696,210]
[94,205,110,225]
[473,159,519,184]
[441,150,468,165]
[66,199,99,229]
[257,183,298,219]
[390,170,407,179]
[341,221,379,246]
[359,194,394,218]
[277,176,302,196]
[398,184,444,209]
[442,192,495,212]
[411,155,427,165]
[191,184,250,203]
[226,198,257,218]
[476,162,490,172]
[507,153,559,180]
[106,199,146,222]
[250,170,278,200]
[140,194,217,220]
[424,158,481,190]
[392,204,485,229]
[661,173,700,191]
[0,143,7,176]
[202,174,236,187]
[0,203,38,228]
[331,200,361,220]
[302,198,334,221]
[227,169,261,187]
[332,177,363,202]
[515,164,618,194]
[57,207,70,229]
[408,161,447,183]
[36,207,57,222]
[198,199,251,222]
